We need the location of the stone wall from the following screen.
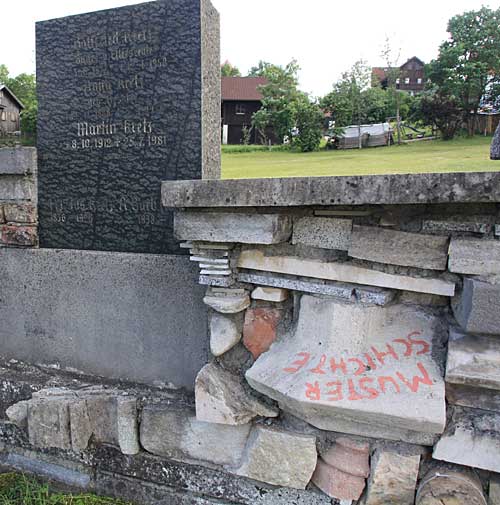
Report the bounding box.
[0,147,38,248]
[1,172,500,505]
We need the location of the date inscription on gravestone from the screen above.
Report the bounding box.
[36,0,220,253]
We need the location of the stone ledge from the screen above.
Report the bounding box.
[0,147,36,175]
[162,171,500,208]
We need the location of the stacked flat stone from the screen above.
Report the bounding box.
[491,122,500,160]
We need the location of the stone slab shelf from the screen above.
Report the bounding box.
[162,171,500,208]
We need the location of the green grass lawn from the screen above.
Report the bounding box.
[221,136,498,179]
[0,474,132,505]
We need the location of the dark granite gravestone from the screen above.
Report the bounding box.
[36,0,220,254]
[491,122,500,160]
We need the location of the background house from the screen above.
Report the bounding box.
[0,85,24,135]
[372,57,425,95]
[221,76,277,145]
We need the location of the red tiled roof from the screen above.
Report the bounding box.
[372,67,388,81]
[221,76,267,101]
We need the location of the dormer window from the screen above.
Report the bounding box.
[235,104,246,115]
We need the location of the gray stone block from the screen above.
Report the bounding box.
[162,172,500,208]
[0,248,207,389]
[27,398,72,450]
[422,218,492,235]
[117,397,140,455]
[0,147,36,175]
[348,225,449,270]
[449,238,500,275]
[492,122,500,160]
[0,176,35,202]
[491,475,500,505]
[433,406,500,473]
[292,217,352,250]
[210,312,243,357]
[238,271,395,306]
[175,212,292,244]
[452,277,500,335]
[140,404,251,467]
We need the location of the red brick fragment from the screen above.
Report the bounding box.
[322,442,370,477]
[243,308,282,359]
[312,458,366,500]
[0,225,37,246]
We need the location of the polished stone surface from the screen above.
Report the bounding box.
[37,0,219,253]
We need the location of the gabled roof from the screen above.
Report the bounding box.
[221,77,267,101]
[400,56,425,68]
[0,85,25,109]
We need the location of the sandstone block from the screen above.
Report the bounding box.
[416,467,486,505]
[433,406,500,473]
[6,400,29,428]
[195,363,278,425]
[27,398,72,450]
[445,329,500,411]
[311,459,365,501]
[236,425,317,489]
[117,397,140,455]
[204,290,250,314]
[364,450,420,505]
[452,278,500,335]
[490,475,500,505]
[349,225,449,270]
[251,286,288,302]
[292,217,352,250]
[3,203,37,223]
[449,238,500,275]
[175,212,292,244]
[246,295,447,444]
[238,249,455,296]
[140,404,251,466]
[210,312,243,357]
[0,225,37,246]
[243,307,282,359]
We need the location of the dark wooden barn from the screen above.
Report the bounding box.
[221,76,277,145]
[0,85,24,136]
[372,57,425,95]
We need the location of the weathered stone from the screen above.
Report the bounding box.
[162,172,500,208]
[433,406,500,472]
[117,397,140,455]
[199,274,235,287]
[449,238,500,275]
[6,401,29,428]
[490,475,500,505]
[0,147,36,175]
[364,451,420,505]
[204,290,250,314]
[311,459,365,501]
[496,224,500,237]
[321,441,370,478]
[452,278,500,335]
[236,425,317,489]
[445,330,500,411]
[0,225,37,246]
[3,204,36,224]
[246,295,447,444]
[140,404,251,467]
[175,212,292,244]
[416,467,486,505]
[195,363,277,425]
[210,312,242,357]
[238,249,455,296]
[254,488,333,505]
[0,176,35,202]
[69,399,93,451]
[491,122,500,160]
[243,308,283,359]
[399,291,449,306]
[422,218,492,235]
[292,217,352,250]
[27,398,72,450]
[251,287,288,302]
[349,226,449,270]
[239,271,395,306]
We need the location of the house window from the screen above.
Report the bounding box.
[417,78,423,84]
[1,111,6,121]
[405,77,410,84]
[10,112,16,121]
[235,104,246,115]
[395,78,400,85]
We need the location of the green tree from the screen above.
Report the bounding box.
[221,61,241,77]
[292,97,324,152]
[428,6,500,136]
[251,60,301,143]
